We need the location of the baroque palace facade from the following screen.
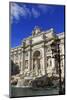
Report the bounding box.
[10,26,64,86]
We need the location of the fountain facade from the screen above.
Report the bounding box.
[11,27,64,87]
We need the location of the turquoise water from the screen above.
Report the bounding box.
[11,87,59,97]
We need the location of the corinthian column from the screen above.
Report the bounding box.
[28,39,32,73]
[42,42,47,75]
[18,50,21,74]
[28,49,32,72]
[21,41,25,74]
[51,54,56,75]
[22,49,25,74]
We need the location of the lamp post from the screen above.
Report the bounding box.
[51,39,62,94]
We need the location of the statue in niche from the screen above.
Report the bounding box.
[34,60,38,76]
[34,59,41,76]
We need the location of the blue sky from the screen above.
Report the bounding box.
[10,2,65,48]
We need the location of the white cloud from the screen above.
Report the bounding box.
[10,3,31,23]
[32,8,40,18]
[38,4,54,14]
[10,3,51,23]
[38,5,49,13]
[10,3,41,23]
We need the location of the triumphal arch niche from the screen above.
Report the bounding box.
[11,26,64,86]
[33,50,42,76]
